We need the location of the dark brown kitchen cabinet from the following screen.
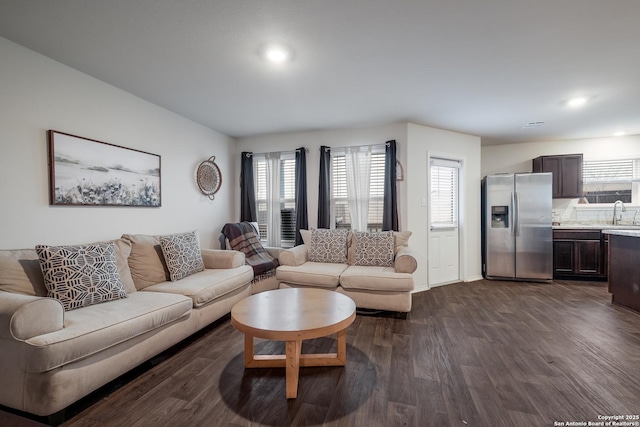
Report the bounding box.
[608,233,640,313]
[532,154,583,198]
[552,229,607,280]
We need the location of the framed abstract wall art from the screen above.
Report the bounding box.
[47,130,161,207]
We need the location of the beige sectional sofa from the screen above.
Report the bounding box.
[0,233,253,418]
[276,229,417,312]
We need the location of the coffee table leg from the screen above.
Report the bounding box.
[242,331,349,398]
[285,340,302,399]
[337,329,347,365]
[244,334,254,367]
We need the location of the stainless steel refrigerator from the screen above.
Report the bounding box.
[481,173,553,281]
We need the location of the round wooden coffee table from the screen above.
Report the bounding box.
[231,288,356,399]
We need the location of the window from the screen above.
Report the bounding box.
[253,152,296,247]
[430,158,460,228]
[330,146,385,231]
[583,158,640,204]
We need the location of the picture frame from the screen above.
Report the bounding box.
[47,130,161,207]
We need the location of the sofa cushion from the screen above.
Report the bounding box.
[121,234,170,290]
[112,239,137,294]
[141,266,253,308]
[339,265,414,292]
[276,262,348,288]
[22,291,192,373]
[0,249,47,296]
[35,242,128,311]
[394,231,412,253]
[159,231,205,281]
[309,229,348,263]
[278,282,339,292]
[299,229,311,246]
[353,231,395,267]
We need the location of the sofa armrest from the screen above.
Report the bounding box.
[201,249,245,269]
[395,247,418,274]
[278,244,308,266]
[0,292,64,340]
[264,246,283,260]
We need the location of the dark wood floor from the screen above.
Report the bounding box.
[3,279,640,426]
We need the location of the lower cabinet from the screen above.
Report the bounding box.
[608,233,640,313]
[553,229,608,280]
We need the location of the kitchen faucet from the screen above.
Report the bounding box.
[612,200,626,225]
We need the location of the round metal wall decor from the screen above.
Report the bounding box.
[196,156,222,200]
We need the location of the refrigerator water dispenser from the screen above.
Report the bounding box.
[491,206,509,228]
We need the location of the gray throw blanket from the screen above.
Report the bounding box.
[221,222,279,282]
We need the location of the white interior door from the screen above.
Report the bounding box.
[428,157,460,287]
[429,228,459,286]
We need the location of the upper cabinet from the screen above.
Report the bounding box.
[532,154,583,198]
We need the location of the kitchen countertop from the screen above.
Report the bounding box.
[553,224,640,230]
[601,229,640,237]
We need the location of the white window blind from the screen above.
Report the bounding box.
[254,158,268,238]
[280,156,296,245]
[331,154,350,228]
[253,152,296,247]
[368,151,385,231]
[430,158,459,227]
[583,158,639,204]
[330,146,385,231]
[583,159,633,183]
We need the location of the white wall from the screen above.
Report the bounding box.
[236,123,483,291]
[406,123,483,290]
[481,135,640,177]
[234,123,482,290]
[235,123,409,230]
[0,37,236,249]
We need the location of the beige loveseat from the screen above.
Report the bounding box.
[0,233,253,418]
[276,229,417,312]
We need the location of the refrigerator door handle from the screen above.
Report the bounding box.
[514,192,520,237]
[510,191,516,237]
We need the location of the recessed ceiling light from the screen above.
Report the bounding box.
[567,97,588,108]
[260,44,293,64]
[613,131,627,136]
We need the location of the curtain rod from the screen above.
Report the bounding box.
[244,147,308,157]
[320,140,396,152]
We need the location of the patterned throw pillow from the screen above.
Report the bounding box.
[354,231,395,267]
[159,231,205,281]
[35,241,128,311]
[309,228,349,263]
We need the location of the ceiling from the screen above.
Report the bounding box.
[1,1,639,145]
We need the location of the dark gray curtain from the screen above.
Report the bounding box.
[383,140,399,231]
[317,146,331,229]
[240,152,257,222]
[294,147,308,245]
